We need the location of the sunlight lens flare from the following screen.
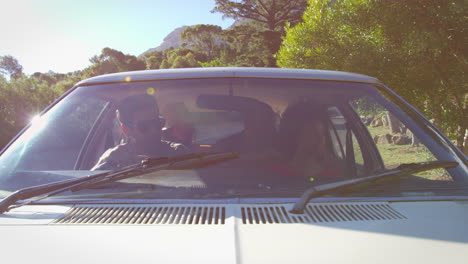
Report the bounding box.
[147,87,155,95]
[29,115,48,135]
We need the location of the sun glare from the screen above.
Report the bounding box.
[29,115,48,136]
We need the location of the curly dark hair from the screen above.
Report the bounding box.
[277,100,332,160]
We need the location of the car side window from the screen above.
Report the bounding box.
[350,96,452,181]
[327,106,366,177]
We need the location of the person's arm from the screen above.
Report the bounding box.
[91,137,140,170]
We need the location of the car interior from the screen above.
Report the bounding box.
[68,89,378,189]
[1,79,457,196]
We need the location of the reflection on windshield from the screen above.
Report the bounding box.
[0,78,463,199]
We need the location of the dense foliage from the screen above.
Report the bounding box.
[211,0,308,31]
[277,0,467,150]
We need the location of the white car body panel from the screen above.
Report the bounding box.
[1,201,467,264]
[76,67,380,86]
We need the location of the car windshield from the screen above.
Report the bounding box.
[0,78,466,200]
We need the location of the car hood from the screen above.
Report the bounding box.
[0,200,467,264]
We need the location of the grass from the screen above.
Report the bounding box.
[376,144,428,165]
[366,126,389,137]
[366,126,451,181]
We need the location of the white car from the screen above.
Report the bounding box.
[0,67,467,263]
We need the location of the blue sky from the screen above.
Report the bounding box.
[0,0,234,74]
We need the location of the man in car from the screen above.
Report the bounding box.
[92,94,188,170]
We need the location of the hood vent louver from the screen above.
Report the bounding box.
[54,206,226,225]
[241,202,405,224]
[53,202,405,225]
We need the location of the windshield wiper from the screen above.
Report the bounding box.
[0,152,238,214]
[290,160,458,214]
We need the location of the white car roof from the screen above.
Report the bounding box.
[76,67,381,86]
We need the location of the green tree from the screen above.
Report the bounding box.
[210,0,304,67]
[145,51,165,69]
[160,59,171,69]
[32,71,67,85]
[0,55,23,79]
[0,76,17,147]
[50,74,81,95]
[249,30,282,66]
[212,0,308,31]
[181,24,224,61]
[277,0,468,150]
[201,22,281,67]
[171,53,200,68]
[85,47,145,77]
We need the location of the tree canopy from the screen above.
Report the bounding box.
[211,0,308,31]
[86,48,145,77]
[0,55,23,79]
[277,0,467,149]
[181,24,224,61]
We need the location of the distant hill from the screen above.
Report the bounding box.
[227,18,251,29]
[140,26,188,56]
[140,20,250,57]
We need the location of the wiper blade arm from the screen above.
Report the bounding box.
[290,160,458,214]
[0,152,238,214]
[71,152,238,192]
